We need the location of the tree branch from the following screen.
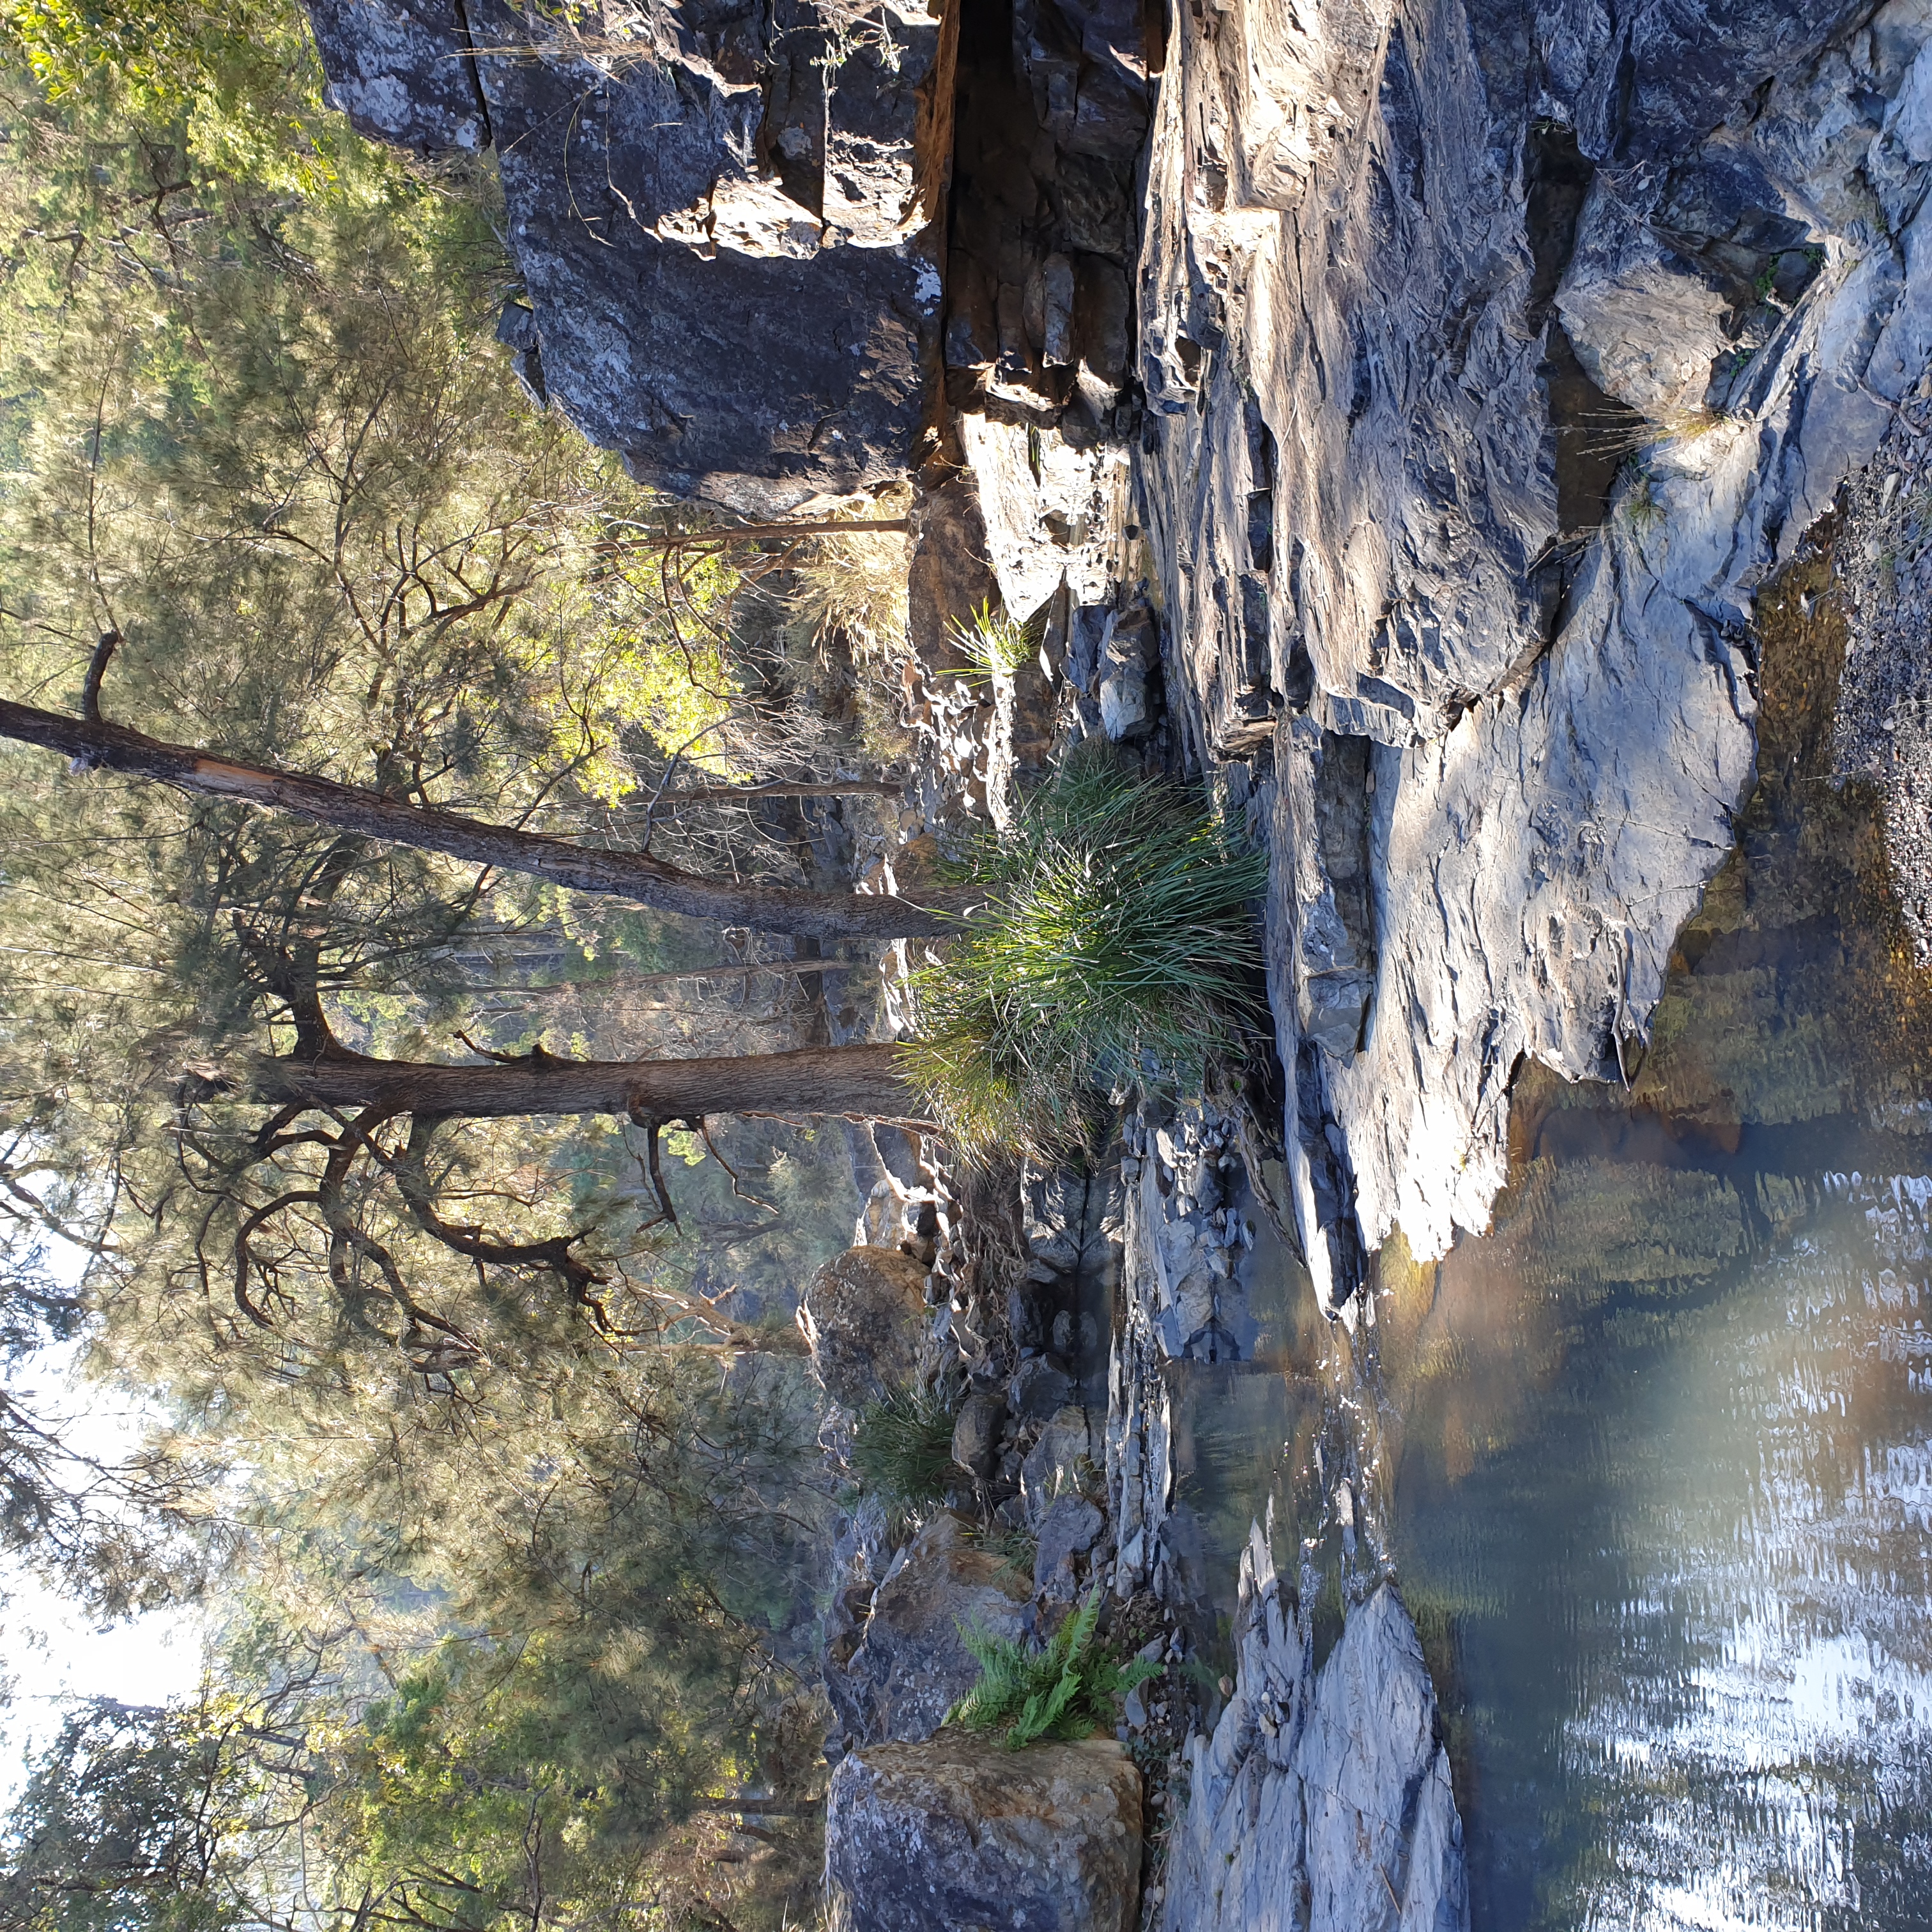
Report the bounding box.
[0,697,974,940]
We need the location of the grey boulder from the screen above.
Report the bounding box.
[825,1731,1142,1932]
[824,1512,1032,1745]
[1021,1403,1102,1527]
[951,1389,1007,1478]
[1033,1494,1106,1600]
[797,1245,930,1409]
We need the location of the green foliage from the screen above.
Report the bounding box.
[0,20,851,1931]
[0,13,773,1439]
[0,1699,238,1932]
[948,599,1031,681]
[945,1591,1162,1750]
[1,0,428,207]
[851,1385,957,1512]
[0,1345,831,1932]
[901,746,1268,1155]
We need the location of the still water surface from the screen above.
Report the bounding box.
[1172,1150,1932,1928]
[1395,1168,1932,1929]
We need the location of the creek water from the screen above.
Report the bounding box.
[1164,567,1932,1925]
[1393,1162,1932,1930]
[1171,1117,1932,1931]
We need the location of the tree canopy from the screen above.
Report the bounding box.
[0,7,887,1926]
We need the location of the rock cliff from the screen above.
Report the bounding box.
[1135,0,1932,1300]
[307,0,954,507]
[306,0,1157,509]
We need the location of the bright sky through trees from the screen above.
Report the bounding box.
[0,1331,206,1805]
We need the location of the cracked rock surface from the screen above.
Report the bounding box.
[825,1732,1142,1931]
[306,0,950,509]
[1137,0,1932,1288]
[1158,1531,1466,1932]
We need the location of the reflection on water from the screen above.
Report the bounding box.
[1170,549,1932,1923]
[1384,550,1932,1929]
[1387,552,1932,1928]
[1396,1175,1932,1929]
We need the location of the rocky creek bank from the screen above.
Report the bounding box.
[303,0,1932,1919]
[798,1057,1462,1928]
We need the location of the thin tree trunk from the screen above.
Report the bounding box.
[247,1040,928,1126]
[0,700,970,940]
[638,518,912,547]
[461,958,853,995]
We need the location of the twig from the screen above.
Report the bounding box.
[624,516,911,553]
[652,778,903,803]
[696,1117,779,1215]
[629,1107,680,1230]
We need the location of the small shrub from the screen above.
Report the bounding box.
[900,745,1267,1156]
[852,1386,957,1512]
[969,1519,1038,1581]
[1622,464,1663,533]
[946,1590,1163,1749]
[786,490,912,664]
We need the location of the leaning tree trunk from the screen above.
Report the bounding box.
[0,699,972,941]
[248,1039,928,1126]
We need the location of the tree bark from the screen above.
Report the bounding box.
[0,700,970,940]
[248,1040,929,1127]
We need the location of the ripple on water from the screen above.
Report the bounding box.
[1393,1180,1932,1931]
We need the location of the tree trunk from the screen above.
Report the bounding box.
[248,1040,929,1127]
[0,700,971,940]
[636,518,912,548]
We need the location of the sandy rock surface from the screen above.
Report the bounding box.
[797,1244,931,1408]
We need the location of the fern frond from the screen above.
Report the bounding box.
[944,1590,1158,1749]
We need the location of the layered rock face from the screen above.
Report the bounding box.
[1158,1536,1466,1932]
[306,0,953,508]
[1137,0,1932,1298]
[940,0,1149,434]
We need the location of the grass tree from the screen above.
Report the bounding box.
[900,746,1269,1155]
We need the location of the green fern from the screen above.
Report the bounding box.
[946,1589,1163,1749]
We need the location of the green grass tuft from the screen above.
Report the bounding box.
[948,599,1033,681]
[946,1589,1163,1749]
[900,745,1267,1156]
[851,1386,958,1512]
